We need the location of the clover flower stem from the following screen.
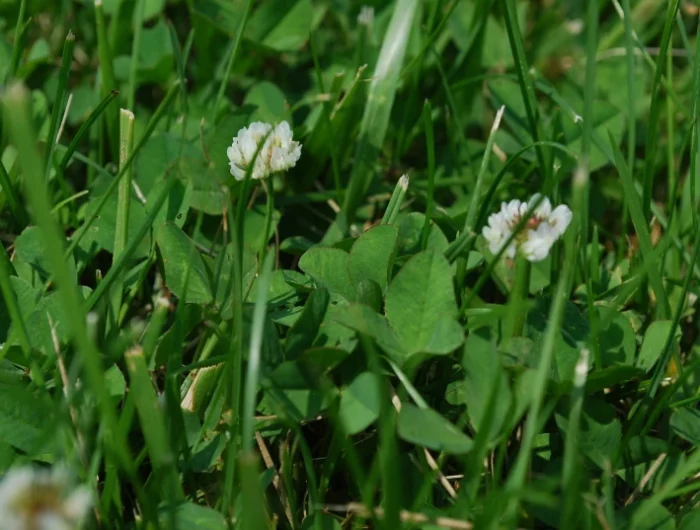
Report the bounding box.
[505,255,530,340]
[259,179,275,266]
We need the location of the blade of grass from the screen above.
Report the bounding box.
[0,159,28,225]
[211,0,254,121]
[127,0,145,110]
[94,0,119,158]
[43,32,75,194]
[560,349,590,528]
[111,108,135,319]
[6,0,27,83]
[341,0,419,224]
[58,90,120,173]
[691,9,700,234]
[381,175,409,225]
[241,251,274,453]
[66,81,180,257]
[640,0,680,221]
[608,131,670,318]
[125,346,185,499]
[420,100,436,250]
[501,0,552,186]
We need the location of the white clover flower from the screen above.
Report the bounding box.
[226,120,301,181]
[481,194,572,262]
[0,466,92,530]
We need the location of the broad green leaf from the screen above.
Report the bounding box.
[637,320,679,372]
[0,383,56,455]
[526,297,590,382]
[397,212,449,256]
[158,502,226,530]
[247,0,314,52]
[286,288,330,360]
[385,251,462,356]
[82,191,153,259]
[616,502,675,530]
[14,226,77,283]
[679,511,700,530]
[244,81,287,123]
[461,328,512,441]
[156,221,213,304]
[338,372,381,435]
[555,399,621,470]
[397,404,473,454]
[332,303,405,358]
[299,247,355,302]
[670,408,700,445]
[348,224,398,292]
[597,306,636,367]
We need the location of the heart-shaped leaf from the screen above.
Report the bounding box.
[397,404,473,454]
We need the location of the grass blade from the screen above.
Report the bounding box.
[341,0,419,224]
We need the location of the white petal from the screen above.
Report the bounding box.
[530,193,551,218]
[521,225,556,262]
[64,487,92,522]
[548,204,573,237]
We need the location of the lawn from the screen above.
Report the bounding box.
[0,0,699,529]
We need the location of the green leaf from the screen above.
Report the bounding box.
[244,81,288,123]
[14,226,77,283]
[637,320,679,372]
[158,502,227,530]
[348,225,398,292]
[156,221,213,304]
[82,190,153,260]
[555,399,621,470]
[397,212,449,256]
[246,0,314,52]
[332,302,405,358]
[397,404,473,454]
[0,383,56,455]
[597,306,636,367]
[299,247,355,302]
[461,328,513,441]
[670,408,700,445]
[526,297,590,382]
[285,288,330,360]
[338,372,381,435]
[385,250,463,356]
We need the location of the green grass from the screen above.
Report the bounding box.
[0,1,699,529]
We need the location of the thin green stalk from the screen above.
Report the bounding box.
[44,32,75,193]
[259,180,274,267]
[341,0,419,224]
[560,349,590,528]
[6,0,27,82]
[608,131,670,318]
[501,0,551,186]
[58,90,120,172]
[641,0,680,221]
[111,108,135,317]
[690,10,700,234]
[505,256,530,340]
[420,100,436,250]
[94,0,118,157]
[381,175,409,225]
[241,252,274,453]
[127,0,145,110]
[212,0,254,121]
[0,246,44,384]
[0,159,28,225]
[125,346,184,499]
[666,41,675,214]
[84,176,177,311]
[457,105,505,286]
[66,81,180,257]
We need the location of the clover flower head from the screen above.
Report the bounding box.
[0,466,92,530]
[226,120,301,181]
[481,194,572,262]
